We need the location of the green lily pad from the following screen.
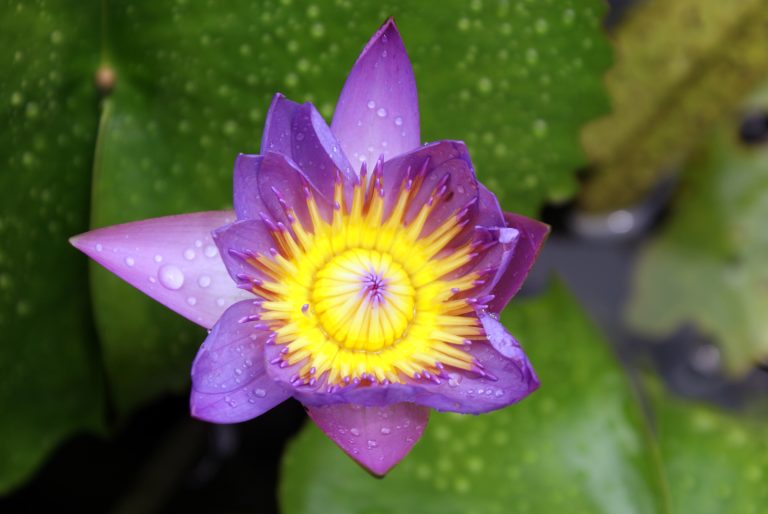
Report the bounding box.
[627,83,768,374]
[650,382,768,514]
[0,1,104,493]
[90,0,611,415]
[581,0,768,211]
[280,282,667,514]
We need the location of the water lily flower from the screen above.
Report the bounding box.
[71,18,549,476]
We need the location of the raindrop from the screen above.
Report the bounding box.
[380,427,391,435]
[350,427,361,436]
[95,243,103,252]
[477,77,493,94]
[204,244,218,258]
[532,118,548,137]
[253,388,267,398]
[216,297,226,306]
[367,439,378,449]
[198,275,211,288]
[184,248,196,260]
[187,296,197,306]
[376,107,387,118]
[154,254,163,263]
[158,264,185,290]
[367,100,376,109]
[125,257,135,267]
[394,116,403,126]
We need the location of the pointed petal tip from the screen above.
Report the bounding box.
[308,403,428,477]
[68,233,85,250]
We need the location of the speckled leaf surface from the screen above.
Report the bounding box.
[90,0,611,414]
[280,283,667,514]
[0,2,104,493]
[650,383,768,514]
[581,0,768,211]
[627,85,768,375]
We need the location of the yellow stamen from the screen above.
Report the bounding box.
[252,168,487,386]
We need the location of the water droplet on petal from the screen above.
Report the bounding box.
[198,275,211,288]
[187,296,197,306]
[367,100,376,109]
[124,257,135,267]
[376,107,387,118]
[204,245,218,258]
[380,427,391,435]
[253,388,266,398]
[184,248,196,260]
[95,243,103,252]
[154,254,163,263]
[158,264,185,290]
[394,116,403,126]
[350,427,361,436]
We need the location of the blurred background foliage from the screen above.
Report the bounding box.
[1,0,768,512]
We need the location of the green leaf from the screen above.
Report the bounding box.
[581,0,768,211]
[280,282,668,514]
[0,1,104,492]
[90,0,611,414]
[627,83,768,374]
[650,383,768,514]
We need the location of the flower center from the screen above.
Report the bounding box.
[245,161,491,387]
[312,248,415,351]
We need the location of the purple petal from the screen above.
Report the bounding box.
[486,212,550,313]
[232,154,268,221]
[190,300,290,423]
[381,141,479,245]
[264,322,538,415]
[475,183,505,227]
[234,151,320,228]
[213,219,277,288]
[261,93,355,202]
[307,402,428,476]
[331,18,420,167]
[70,211,249,329]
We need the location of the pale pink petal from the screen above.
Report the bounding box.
[307,402,428,476]
[331,18,420,167]
[70,211,250,329]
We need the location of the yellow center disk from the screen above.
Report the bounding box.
[313,249,415,352]
[249,168,487,386]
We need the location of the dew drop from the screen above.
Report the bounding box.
[195,239,203,248]
[380,427,391,435]
[198,275,211,288]
[204,244,218,258]
[367,100,376,109]
[125,257,135,267]
[158,264,185,290]
[367,439,378,449]
[394,116,403,126]
[187,296,197,306]
[350,427,361,436]
[216,297,226,306]
[95,243,103,252]
[253,388,266,398]
[154,254,163,263]
[184,248,196,260]
[376,107,387,118]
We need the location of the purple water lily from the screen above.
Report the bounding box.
[71,19,549,476]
